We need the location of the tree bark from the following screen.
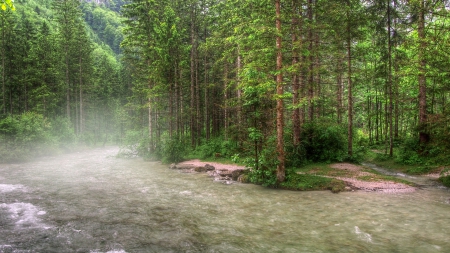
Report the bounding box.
[276,0,285,183]
[307,0,314,122]
[387,0,393,156]
[292,0,301,147]
[190,4,196,147]
[337,56,343,124]
[224,62,228,141]
[347,1,353,157]
[418,0,429,146]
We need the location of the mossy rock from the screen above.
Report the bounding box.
[231,169,245,181]
[439,175,450,188]
[237,174,249,183]
[328,179,346,193]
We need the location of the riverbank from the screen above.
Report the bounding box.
[172,160,417,193]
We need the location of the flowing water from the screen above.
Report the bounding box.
[1,147,449,253]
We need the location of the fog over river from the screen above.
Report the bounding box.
[1,146,449,252]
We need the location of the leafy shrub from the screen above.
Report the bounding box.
[50,116,75,144]
[439,168,450,187]
[300,122,347,163]
[406,166,435,175]
[246,159,277,187]
[118,130,149,158]
[197,138,222,159]
[160,134,187,163]
[280,170,345,192]
[0,112,66,161]
[395,137,425,165]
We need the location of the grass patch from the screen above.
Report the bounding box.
[360,166,417,186]
[281,171,346,193]
[365,150,442,175]
[439,168,450,187]
[294,163,352,177]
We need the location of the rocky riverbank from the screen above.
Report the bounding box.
[170,160,417,193]
[169,159,246,184]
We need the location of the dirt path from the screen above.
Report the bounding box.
[328,163,415,193]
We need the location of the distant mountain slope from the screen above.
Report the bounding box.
[14,0,123,56]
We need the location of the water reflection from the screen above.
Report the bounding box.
[0,147,449,252]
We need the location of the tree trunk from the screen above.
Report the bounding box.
[276,0,285,183]
[387,0,393,156]
[292,0,301,147]
[307,0,314,122]
[66,48,71,121]
[418,0,428,146]
[237,46,243,142]
[347,2,353,157]
[204,54,210,141]
[337,56,343,124]
[224,62,228,141]
[79,53,83,136]
[190,5,196,147]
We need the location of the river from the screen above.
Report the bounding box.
[1,146,449,252]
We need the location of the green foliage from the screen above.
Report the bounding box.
[280,170,344,193]
[50,116,75,143]
[192,138,239,160]
[439,168,450,188]
[0,113,75,161]
[405,166,435,175]
[118,130,148,158]
[160,134,187,163]
[0,112,51,145]
[247,159,278,187]
[300,122,347,163]
[246,138,279,187]
[395,137,425,165]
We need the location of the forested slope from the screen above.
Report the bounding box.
[0,0,128,161]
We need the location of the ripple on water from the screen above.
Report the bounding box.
[0,184,27,193]
[90,250,127,253]
[0,202,50,229]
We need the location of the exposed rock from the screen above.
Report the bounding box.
[231,169,245,181]
[194,166,208,172]
[169,163,177,170]
[218,169,232,177]
[204,164,215,171]
[237,174,249,183]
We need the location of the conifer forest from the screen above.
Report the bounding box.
[1,0,450,185]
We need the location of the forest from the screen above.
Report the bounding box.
[0,0,449,187]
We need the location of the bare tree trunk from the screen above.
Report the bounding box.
[337,56,343,124]
[175,62,179,136]
[148,82,153,153]
[196,46,201,146]
[418,0,428,146]
[276,0,285,183]
[224,62,228,141]
[204,54,210,141]
[190,5,196,147]
[66,50,71,121]
[79,53,84,136]
[347,2,353,157]
[292,0,301,147]
[237,46,243,142]
[307,0,314,122]
[1,34,5,115]
[387,0,393,156]
[179,67,184,137]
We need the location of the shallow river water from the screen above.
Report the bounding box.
[1,147,449,253]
